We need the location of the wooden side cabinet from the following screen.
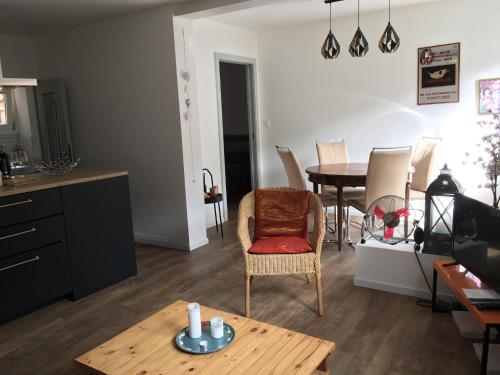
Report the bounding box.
[61,176,137,300]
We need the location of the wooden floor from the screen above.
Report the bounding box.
[0,212,480,374]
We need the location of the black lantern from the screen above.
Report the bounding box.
[423,164,463,255]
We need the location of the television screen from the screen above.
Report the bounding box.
[453,194,500,292]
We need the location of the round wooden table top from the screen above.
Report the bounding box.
[305,162,368,177]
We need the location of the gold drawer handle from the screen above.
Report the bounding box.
[0,227,37,241]
[0,256,40,272]
[0,199,33,209]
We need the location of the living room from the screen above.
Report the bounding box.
[0,0,499,374]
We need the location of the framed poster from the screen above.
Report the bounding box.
[418,42,460,105]
[478,78,500,114]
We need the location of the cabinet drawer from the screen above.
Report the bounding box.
[0,242,72,322]
[0,215,66,259]
[0,189,63,228]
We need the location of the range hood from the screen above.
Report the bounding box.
[0,58,37,87]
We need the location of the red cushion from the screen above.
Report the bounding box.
[248,236,313,254]
[254,189,309,241]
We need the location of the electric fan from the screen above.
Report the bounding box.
[360,195,424,245]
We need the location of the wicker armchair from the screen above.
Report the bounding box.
[237,187,326,318]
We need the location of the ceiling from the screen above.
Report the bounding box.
[207,0,440,32]
[0,0,182,35]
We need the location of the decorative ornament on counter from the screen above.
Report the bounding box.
[21,157,81,177]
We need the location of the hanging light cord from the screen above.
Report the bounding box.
[389,0,391,23]
[329,2,332,31]
[357,0,360,28]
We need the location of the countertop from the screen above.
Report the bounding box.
[0,169,128,198]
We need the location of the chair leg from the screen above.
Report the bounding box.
[345,206,353,245]
[245,275,251,318]
[305,274,312,283]
[315,272,324,316]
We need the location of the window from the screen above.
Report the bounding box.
[0,92,7,125]
[0,89,14,134]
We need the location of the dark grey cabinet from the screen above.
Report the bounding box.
[0,175,136,322]
[62,176,136,299]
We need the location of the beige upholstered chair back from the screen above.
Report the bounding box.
[364,147,412,211]
[411,137,440,192]
[276,146,307,189]
[316,139,349,165]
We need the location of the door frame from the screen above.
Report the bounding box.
[214,53,260,222]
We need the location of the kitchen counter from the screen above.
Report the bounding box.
[0,169,128,198]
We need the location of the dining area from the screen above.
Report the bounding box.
[275,137,440,251]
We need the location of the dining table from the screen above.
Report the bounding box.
[306,163,367,251]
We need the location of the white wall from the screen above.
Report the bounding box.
[192,19,258,226]
[35,6,207,250]
[257,0,500,205]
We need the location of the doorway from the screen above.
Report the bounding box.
[215,54,259,218]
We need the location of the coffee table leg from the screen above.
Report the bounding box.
[337,187,343,252]
[317,351,332,374]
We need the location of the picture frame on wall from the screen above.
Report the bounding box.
[418,42,460,105]
[478,78,500,114]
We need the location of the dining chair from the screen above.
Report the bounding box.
[237,187,325,317]
[410,137,441,200]
[276,146,337,235]
[316,139,349,196]
[346,146,412,236]
[316,139,364,242]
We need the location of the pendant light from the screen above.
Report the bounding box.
[321,0,340,59]
[379,0,400,53]
[349,0,369,57]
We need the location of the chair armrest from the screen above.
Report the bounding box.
[237,192,255,254]
[309,193,326,257]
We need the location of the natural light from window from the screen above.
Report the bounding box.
[0,92,6,125]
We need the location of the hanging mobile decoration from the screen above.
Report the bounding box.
[379,0,400,53]
[349,0,369,57]
[321,0,341,59]
[181,29,196,183]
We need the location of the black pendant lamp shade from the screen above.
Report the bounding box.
[321,1,341,59]
[322,30,341,59]
[349,0,369,57]
[379,0,400,53]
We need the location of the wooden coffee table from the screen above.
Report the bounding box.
[75,300,335,374]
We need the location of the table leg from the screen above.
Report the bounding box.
[337,186,343,252]
[481,326,491,375]
[316,351,332,374]
[213,203,219,233]
[313,182,319,194]
[218,201,224,238]
[432,268,437,312]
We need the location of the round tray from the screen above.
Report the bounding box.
[175,322,235,354]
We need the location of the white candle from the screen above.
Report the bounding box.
[188,302,202,339]
[210,316,224,339]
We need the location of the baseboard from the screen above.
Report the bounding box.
[189,237,209,250]
[134,232,209,251]
[353,277,452,300]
